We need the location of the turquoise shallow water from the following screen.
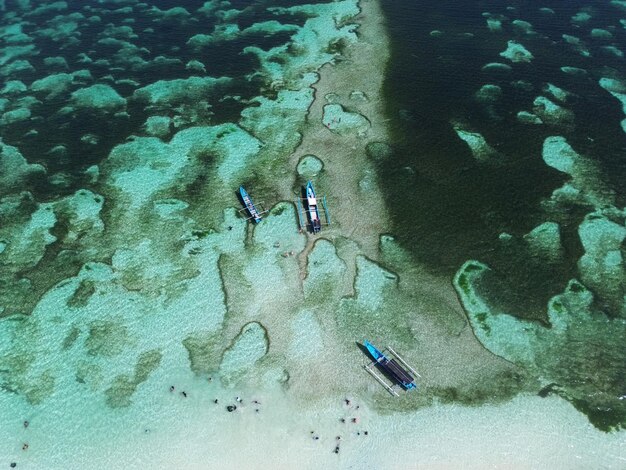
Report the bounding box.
[0,0,379,466]
[0,0,625,467]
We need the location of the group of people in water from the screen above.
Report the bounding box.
[169,384,262,414]
[8,420,30,468]
[165,385,372,457]
[310,397,369,455]
[223,396,262,413]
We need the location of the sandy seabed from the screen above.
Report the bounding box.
[64,392,626,469]
[79,0,624,467]
[2,1,625,469]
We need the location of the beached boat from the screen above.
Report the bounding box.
[295,181,331,233]
[305,181,322,233]
[364,341,417,391]
[239,186,263,223]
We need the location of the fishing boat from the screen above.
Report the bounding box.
[305,181,322,233]
[364,341,417,391]
[295,181,330,233]
[239,186,263,223]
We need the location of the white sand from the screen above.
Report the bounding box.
[16,388,623,469]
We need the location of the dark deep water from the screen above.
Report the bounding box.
[378,0,626,432]
[0,0,321,200]
[379,0,626,321]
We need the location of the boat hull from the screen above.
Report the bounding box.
[305,181,322,233]
[240,186,262,223]
[365,340,385,361]
[364,341,416,390]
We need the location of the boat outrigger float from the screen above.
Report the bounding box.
[363,341,420,396]
[295,181,330,234]
[239,186,266,223]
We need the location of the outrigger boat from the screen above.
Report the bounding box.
[295,181,330,233]
[239,186,266,223]
[363,341,420,395]
[305,181,322,233]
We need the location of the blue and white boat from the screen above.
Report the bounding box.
[295,181,330,233]
[364,340,417,391]
[305,181,322,233]
[239,186,263,223]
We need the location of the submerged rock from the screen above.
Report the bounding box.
[143,115,172,138]
[80,134,99,145]
[1,80,27,95]
[590,28,613,40]
[0,139,45,194]
[103,124,260,209]
[304,239,346,300]
[540,136,613,209]
[454,261,626,430]
[512,19,534,34]
[562,34,590,57]
[68,84,126,112]
[365,141,393,163]
[481,62,512,73]
[523,221,563,261]
[571,11,592,24]
[452,122,502,163]
[219,322,269,384]
[31,73,73,99]
[185,59,206,73]
[349,90,368,102]
[499,40,534,63]
[577,213,626,315]
[43,56,69,70]
[516,111,542,125]
[532,96,574,126]
[0,108,30,125]
[542,136,577,173]
[322,103,370,136]
[183,331,222,376]
[560,66,587,76]
[0,59,35,76]
[296,154,323,178]
[354,255,398,311]
[485,18,503,33]
[599,78,626,115]
[601,45,624,58]
[85,320,129,357]
[474,84,502,103]
[133,76,231,107]
[543,83,571,103]
[105,350,162,408]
